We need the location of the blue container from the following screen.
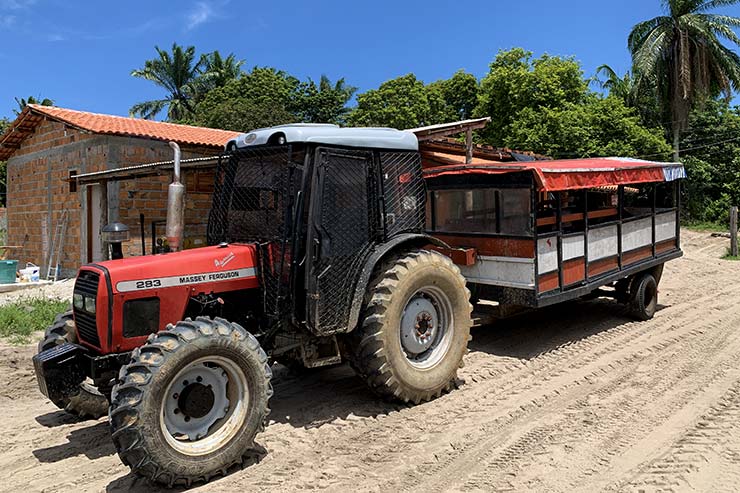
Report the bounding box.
[0,260,18,284]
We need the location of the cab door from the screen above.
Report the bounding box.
[305,147,376,335]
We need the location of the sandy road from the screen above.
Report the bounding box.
[1,229,739,492]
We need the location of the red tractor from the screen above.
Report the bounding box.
[33,125,473,486]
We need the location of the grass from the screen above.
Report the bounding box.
[0,298,69,344]
[682,219,726,233]
[722,249,740,261]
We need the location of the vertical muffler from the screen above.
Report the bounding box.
[166,142,185,252]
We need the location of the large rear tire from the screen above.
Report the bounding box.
[109,317,272,487]
[37,311,109,420]
[349,250,472,404]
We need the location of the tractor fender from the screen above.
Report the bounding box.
[346,233,449,333]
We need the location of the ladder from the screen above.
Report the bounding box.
[47,210,69,281]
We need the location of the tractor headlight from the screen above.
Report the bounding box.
[73,293,84,310]
[84,296,96,314]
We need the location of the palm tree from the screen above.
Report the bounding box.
[129,43,206,121]
[14,96,54,115]
[596,65,636,103]
[629,0,740,160]
[297,75,357,124]
[199,51,244,91]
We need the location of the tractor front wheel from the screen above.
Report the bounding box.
[350,250,472,404]
[109,317,272,487]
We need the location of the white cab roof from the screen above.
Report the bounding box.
[227,123,419,151]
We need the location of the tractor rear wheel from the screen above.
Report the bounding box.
[109,317,272,487]
[37,311,109,419]
[350,250,472,404]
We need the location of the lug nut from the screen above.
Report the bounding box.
[196,376,203,383]
[173,393,179,399]
[184,416,191,422]
[183,380,189,386]
[174,408,180,414]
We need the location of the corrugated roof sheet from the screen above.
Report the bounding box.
[0,105,241,160]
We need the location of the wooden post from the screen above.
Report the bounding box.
[731,206,738,257]
[465,129,473,164]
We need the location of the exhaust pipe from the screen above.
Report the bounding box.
[166,142,185,252]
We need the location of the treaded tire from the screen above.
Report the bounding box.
[37,311,109,420]
[109,317,272,487]
[630,273,658,321]
[350,250,472,404]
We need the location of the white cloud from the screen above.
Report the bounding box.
[0,0,35,9]
[0,14,15,29]
[47,33,65,42]
[186,1,214,30]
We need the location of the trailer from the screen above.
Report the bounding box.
[423,154,685,319]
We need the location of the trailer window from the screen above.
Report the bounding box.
[623,185,654,218]
[432,189,497,233]
[429,188,531,235]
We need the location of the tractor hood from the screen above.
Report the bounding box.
[92,243,259,296]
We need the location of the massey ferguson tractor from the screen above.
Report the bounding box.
[33,125,473,486]
[33,123,685,487]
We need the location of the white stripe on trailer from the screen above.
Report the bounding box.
[116,268,257,293]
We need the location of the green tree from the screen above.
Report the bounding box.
[294,75,357,124]
[678,99,740,221]
[628,0,740,160]
[129,43,206,120]
[189,67,300,131]
[505,95,672,159]
[199,51,244,92]
[348,74,447,129]
[475,48,587,145]
[14,96,54,115]
[428,70,479,121]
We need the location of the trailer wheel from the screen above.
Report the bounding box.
[350,250,472,404]
[109,317,272,487]
[37,311,109,420]
[630,273,658,321]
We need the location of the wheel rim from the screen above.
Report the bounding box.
[400,286,455,369]
[160,356,249,456]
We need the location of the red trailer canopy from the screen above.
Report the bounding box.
[422,155,686,191]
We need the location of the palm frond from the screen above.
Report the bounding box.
[129,99,169,120]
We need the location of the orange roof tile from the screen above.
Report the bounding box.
[0,105,241,160]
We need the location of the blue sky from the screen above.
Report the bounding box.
[1,0,740,121]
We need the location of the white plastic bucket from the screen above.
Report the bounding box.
[19,263,40,282]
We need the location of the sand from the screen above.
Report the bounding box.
[0,229,738,492]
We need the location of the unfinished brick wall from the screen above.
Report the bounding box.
[6,119,99,276]
[117,160,216,257]
[6,118,223,276]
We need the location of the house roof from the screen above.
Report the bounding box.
[0,105,241,160]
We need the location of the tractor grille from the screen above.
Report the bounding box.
[73,270,101,348]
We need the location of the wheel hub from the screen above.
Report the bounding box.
[401,296,438,355]
[178,382,215,419]
[163,363,230,441]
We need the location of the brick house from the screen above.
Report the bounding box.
[0,105,239,277]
